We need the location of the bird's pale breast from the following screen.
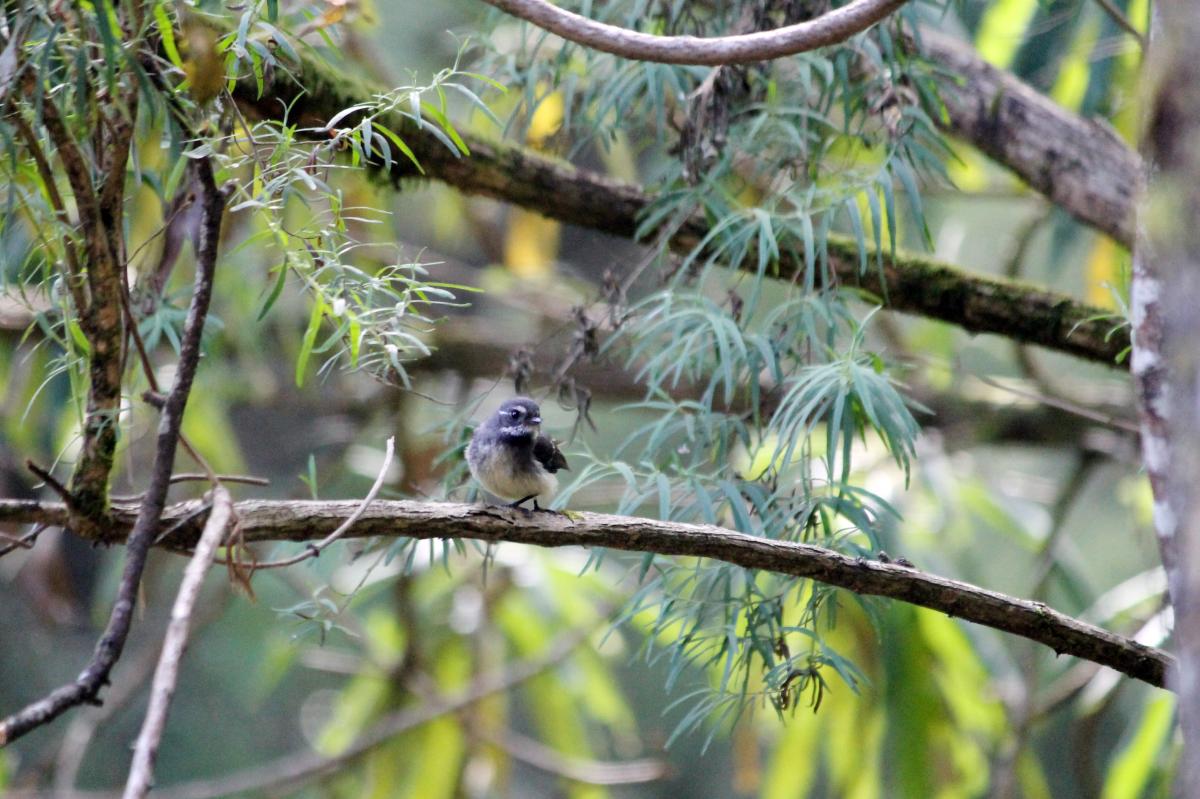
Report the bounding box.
[468,440,558,501]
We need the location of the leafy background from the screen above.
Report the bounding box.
[0,0,1171,796]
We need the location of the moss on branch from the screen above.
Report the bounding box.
[228,43,1130,367]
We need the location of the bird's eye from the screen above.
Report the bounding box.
[509,409,521,420]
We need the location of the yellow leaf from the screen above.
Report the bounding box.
[181,21,223,106]
[975,0,1040,68]
[503,209,560,278]
[1085,236,1122,309]
[528,90,564,147]
[1050,17,1099,111]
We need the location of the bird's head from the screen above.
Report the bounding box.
[493,397,542,438]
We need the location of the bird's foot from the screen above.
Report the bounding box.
[507,495,537,516]
[532,500,574,518]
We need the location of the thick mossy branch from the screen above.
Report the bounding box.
[228,44,1130,367]
[37,89,128,533]
[0,498,1173,688]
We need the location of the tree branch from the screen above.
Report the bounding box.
[0,157,226,748]
[228,58,1131,367]
[21,625,593,799]
[38,88,126,532]
[919,29,1139,249]
[122,485,232,799]
[1138,0,1200,784]
[0,497,1173,688]
[481,0,910,65]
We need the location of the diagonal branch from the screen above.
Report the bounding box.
[481,0,911,65]
[117,625,588,799]
[920,29,1139,248]
[123,485,233,799]
[228,59,1130,366]
[0,157,226,749]
[0,497,1172,688]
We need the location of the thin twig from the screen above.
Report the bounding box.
[975,375,1140,434]
[117,271,221,486]
[0,156,226,748]
[25,461,75,506]
[108,473,270,503]
[0,530,34,548]
[234,436,395,572]
[480,727,668,785]
[120,627,590,799]
[1092,0,1146,46]
[123,485,233,799]
[0,523,45,558]
[166,473,269,487]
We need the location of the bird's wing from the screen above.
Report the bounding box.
[533,435,569,472]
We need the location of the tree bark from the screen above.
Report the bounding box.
[1136,0,1200,790]
[228,50,1131,366]
[921,29,1138,248]
[0,497,1175,689]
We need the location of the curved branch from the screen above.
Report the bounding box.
[481,0,910,65]
[0,497,1173,688]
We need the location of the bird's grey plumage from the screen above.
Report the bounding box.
[467,397,568,509]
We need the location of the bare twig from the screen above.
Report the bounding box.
[482,0,910,65]
[0,524,44,557]
[0,157,226,748]
[1091,0,1146,47]
[0,530,34,548]
[52,590,230,794]
[235,436,394,571]
[108,628,588,799]
[108,473,270,503]
[0,498,1173,688]
[166,473,269,487]
[25,461,76,506]
[123,485,233,799]
[975,376,1140,433]
[481,728,668,785]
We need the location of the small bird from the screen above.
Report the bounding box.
[467,397,569,511]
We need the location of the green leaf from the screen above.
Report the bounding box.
[256,258,290,321]
[375,123,424,174]
[420,101,470,156]
[153,3,183,69]
[295,297,324,387]
[1101,694,1176,799]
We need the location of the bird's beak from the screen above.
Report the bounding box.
[531,416,542,425]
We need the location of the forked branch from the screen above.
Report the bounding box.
[0,158,227,749]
